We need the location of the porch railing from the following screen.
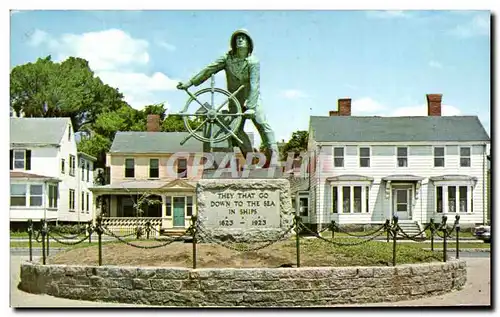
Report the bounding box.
[101,217,162,237]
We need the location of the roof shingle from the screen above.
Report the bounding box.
[310,116,490,142]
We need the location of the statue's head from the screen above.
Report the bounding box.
[230,29,254,55]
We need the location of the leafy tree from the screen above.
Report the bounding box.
[280,130,309,161]
[10,56,126,132]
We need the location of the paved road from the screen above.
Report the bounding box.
[10,255,490,307]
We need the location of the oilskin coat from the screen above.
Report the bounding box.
[189,29,278,158]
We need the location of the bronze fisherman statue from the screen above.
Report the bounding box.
[177,29,279,167]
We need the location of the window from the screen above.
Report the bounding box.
[69,155,76,176]
[69,189,75,211]
[10,184,26,206]
[81,192,85,212]
[436,186,443,213]
[186,196,193,217]
[359,147,370,167]
[353,187,362,213]
[61,159,65,174]
[299,197,308,216]
[332,186,338,213]
[11,150,31,170]
[366,186,369,213]
[125,158,135,178]
[48,184,58,208]
[86,162,90,181]
[68,125,71,141]
[333,147,344,167]
[149,159,159,178]
[81,159,85,179]
[342,186,351,213]
[177,158,188,178]
[397,147,408,167]
[460,147,471,167]
[459,186,467,212]
[434,147,445,167]
[166,196,172,216]
[29,185,43,206]
[448,186,456,213]
[86,193,90,212]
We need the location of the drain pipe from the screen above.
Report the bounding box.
[482,144,486,225]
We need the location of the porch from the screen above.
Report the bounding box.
[90,179,197,236]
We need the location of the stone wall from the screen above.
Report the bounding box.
[19,261,467,307]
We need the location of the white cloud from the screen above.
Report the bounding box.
[429,60,443,69]
[351,97,387,114]
[27,29,49,47]
[27,28,178,109]
[281,89,307,99]
[156,40,176,51]
[389,104,462,116]
[450,13,490,38]
[366,11,411,19]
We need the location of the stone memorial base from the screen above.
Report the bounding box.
[196,178,294,243]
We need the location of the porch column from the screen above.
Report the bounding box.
[92,194,101,224]
[361,186,366,214]
[161,194,167,218]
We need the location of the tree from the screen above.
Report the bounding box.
[10,56,127,132]
[280,130,309,160]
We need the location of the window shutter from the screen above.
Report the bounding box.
[25,150,31,170]
[10,150,13,170]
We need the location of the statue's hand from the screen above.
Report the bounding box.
[176,80,192,90]
[243,109,255,118]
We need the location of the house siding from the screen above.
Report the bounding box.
[311,142,488,227]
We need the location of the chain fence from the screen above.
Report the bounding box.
[22,214,463,267]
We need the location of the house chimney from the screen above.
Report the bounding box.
[329,98,352,116]
[426,94,442,116]
[147,114,161,132]
[338,98,351,116]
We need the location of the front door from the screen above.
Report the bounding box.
[173,197,185,227]
[393,187,411,220]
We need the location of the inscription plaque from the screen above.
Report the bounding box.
[203,190,280,229]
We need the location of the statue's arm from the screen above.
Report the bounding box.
[190,54,227,86]
[245,58,260,110]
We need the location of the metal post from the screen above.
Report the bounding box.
[392,216,398,266]
[295,216,301,268]
[455,215,460,260]
[331,221,335,239]
[40,219,46,265]
[46,224,50,256]
[430,218,435,251]
[96,215,103,266]
[385,219,390,243]
[146,221,151,240]
[192,216,197,269]
[27,219,33,262]
[88,220,93,244]
[441,216,448,262]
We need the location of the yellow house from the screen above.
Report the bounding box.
[90,126,249,235]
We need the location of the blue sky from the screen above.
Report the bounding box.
[10,10,491,144]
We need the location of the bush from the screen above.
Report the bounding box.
[51,224,87,235]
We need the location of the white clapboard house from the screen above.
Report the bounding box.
[10,117,96,227]
[304,94,490,232]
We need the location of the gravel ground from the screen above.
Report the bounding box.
[10,255,490,307]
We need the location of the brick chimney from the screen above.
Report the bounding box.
[147,114,161,132]
[426,94,442,116]
[329,98,352,116]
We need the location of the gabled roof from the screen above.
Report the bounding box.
[310,116,490,142]
[10,171,61,182]
[110,132,204,154]
[10,117,71,145]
